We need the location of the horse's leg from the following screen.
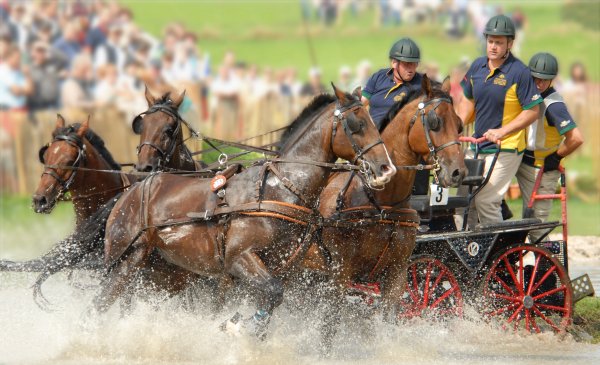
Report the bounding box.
[91,235,154,314]
[380,231,415,323]
[318,279,344,357]
[223,232,283,340]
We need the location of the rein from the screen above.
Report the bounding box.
[406,96,460,183]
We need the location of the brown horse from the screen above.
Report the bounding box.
[304,76,467,343]
[0,115,196,308]
[133,87,200,172]
[88,86,395,340]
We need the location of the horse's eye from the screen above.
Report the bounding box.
[346,114,363,134]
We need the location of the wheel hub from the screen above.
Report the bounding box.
[523,295,534,309]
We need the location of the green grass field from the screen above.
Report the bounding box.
[122,0,599,82]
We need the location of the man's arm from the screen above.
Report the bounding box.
[557,127,584,157]
[457,96,475,125]
[483,104,539,143]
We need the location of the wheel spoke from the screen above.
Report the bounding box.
[487,302,519,317]
[491,272,517,296]
[532,284,567,302]
[530,265,557,294]
[430,266,447,292]
[532,306,561,332]
[502,256,524,296]
[535,302,569,313]
[530,314,541,334]
[422,261,433,309]
[526,255,542,295]
[519,250,524,293]
[525,308,532,332]
[429,285,457,309]
[489,292,522,303]
[507,304,524,324]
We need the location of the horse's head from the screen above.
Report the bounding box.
[33,114,88,213]
[133,87,187,172]
[331,84,396,188]
[404,75,467,187]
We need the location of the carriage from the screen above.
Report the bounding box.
[391,142,596,333]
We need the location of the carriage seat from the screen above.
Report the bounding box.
[409,157,485,214]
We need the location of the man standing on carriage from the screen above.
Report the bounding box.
[516,52,584,242]
[456,14,542,228]
[361,37,423,129]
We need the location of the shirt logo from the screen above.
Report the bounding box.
[560,120,571,127]
[493,74,507,86]
[394,92,406,102]
[532,94,541,101]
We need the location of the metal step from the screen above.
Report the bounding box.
[571,274,595,303]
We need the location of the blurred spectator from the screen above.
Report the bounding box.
[0,45,32,112]
[337,65,353,92]
[7,3,29,53]
[94,23,127,74]
[94,64,119,107]
[211,64,242,140]
[319,0,338,26]
[61,53,95,112]
[53,20,82,68]
[86,7,112,53]
[446,0,468,39]
[511,7,527,56]
[562,62,588,93]
[300,67,326,98]
[26,40,68,113]
[353,59,372,89]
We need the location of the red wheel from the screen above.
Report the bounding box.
[481,245,573,333]
[398,256,464,320]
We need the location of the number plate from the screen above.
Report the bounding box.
[429,184,449,206]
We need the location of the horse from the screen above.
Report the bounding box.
[133,87,200,172]
[86,85,396,341]
[301,75,467,345]
[0,115,197,309]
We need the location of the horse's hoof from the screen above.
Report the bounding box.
[220,312,243,337]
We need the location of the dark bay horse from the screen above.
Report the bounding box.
[133,87,200,172]
[89,86,395,339]
[303,75,466,340]
[0,115,196,308]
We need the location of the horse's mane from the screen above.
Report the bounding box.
[278,93,337,149]
[53,124,121,170]
[379,80,449,132]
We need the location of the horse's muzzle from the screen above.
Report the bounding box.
[32,194,56,214]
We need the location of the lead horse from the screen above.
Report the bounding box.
[305,76,466,343]
[87,86,395,339]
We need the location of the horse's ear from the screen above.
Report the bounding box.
[77,115,90,138]
[144,85,156,107]
[172,89,186,108]
[332,82,348,103]
[421,74,433,98]
[441,76,451,93]
[352,85,362,99]
[56,114,65,129]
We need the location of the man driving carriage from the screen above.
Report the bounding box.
[516,52,584,242]
[361,37,423,129]
[456,14,542,229]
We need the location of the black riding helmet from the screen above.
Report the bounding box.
[529,52,558,80]
[483,14,516,39]
[389,38,420,63]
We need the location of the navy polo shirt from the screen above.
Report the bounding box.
[461,54,542,152]
[362,68,423,129]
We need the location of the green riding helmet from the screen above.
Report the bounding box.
[389,38,420,63]
[483,14,516,39]
[529,52,558,80]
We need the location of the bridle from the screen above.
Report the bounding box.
[331,99,385,180]
[38,133,86,196]
[408,96,460,183]
[133,102,197,168]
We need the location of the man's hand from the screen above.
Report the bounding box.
[483,128,506,144]
[543,151,562,172]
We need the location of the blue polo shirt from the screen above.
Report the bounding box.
[461,54,542,152]
[362,68,423,129]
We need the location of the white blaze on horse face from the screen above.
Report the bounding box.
[52,146,60,155]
